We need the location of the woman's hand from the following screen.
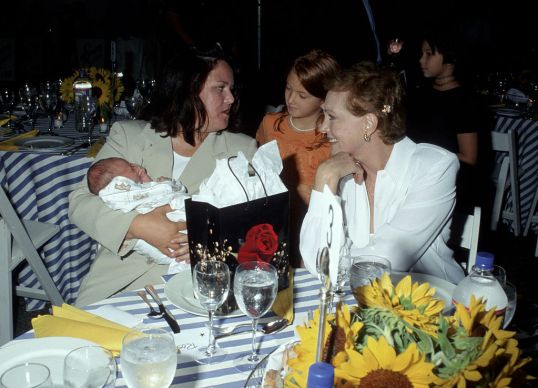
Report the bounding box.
[127,205,189,259]
[313,152,365,193]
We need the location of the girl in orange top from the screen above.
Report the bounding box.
[256,49,340,266]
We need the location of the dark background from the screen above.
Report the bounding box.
[0,0,536,130]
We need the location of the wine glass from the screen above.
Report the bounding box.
[124,93,144,119]
[38,81,59,136]
[233,261,278,373]
[0,88,16,129]
[63,346,116,388]
[1,363,51,388]
[120,327,177,388]
[76,95,97,147]
[136,79,155,102]
[19,83,39,129]
[330,253,353,310]
[192,260,230,364]
[502,281,517,329]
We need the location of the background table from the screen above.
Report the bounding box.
[494,114,538,233]
[0,115,107,309]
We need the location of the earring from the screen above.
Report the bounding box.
[363,129,371,142]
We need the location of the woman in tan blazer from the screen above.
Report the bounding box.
[69,49,257,306]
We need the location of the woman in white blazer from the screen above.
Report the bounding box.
[300,62,465,284]
[69,48,256,306]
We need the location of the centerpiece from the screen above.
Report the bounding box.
[268,274,534,387]
[59,67,124,123]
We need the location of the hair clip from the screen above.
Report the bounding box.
[382,104,392,114]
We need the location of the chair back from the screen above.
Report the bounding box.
[449,206,481,273]
[490,130,521,235]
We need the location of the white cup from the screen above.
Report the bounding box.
[1,363,51,388]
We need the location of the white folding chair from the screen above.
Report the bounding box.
[450,206,481,273]
[524,184,538,257]
[491,130,521,235]
[0,185,64,345]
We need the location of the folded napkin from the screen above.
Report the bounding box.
[86,137,105,157]
[0,129,39,151]
[0,115,15,127]
[271,268,294,323]
[31,303,135,356]
[506,88,528,104]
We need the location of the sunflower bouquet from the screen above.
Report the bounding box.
[60,67,124,118]
[281,273,534,387]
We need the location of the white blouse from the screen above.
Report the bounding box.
[300,137,465,284]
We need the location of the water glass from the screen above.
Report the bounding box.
[349,255,392,292]
[64,346,116,388]
[1,362,51,388]
[233,261,278,373]
[192,260,230,364]
[120,327,177,388]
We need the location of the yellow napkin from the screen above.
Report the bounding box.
[271,268,294,323]
[0,115,15,127]
[31,304,134,356]
[0,129,39,151]
[86,137,105,157]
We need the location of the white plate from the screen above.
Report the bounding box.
[495,108,523,117]
[0,337,98,386]
[391,272,455,313]
[15,135,74,150]
[164,270,243,318]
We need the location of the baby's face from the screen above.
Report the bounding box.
[114,160,151,183]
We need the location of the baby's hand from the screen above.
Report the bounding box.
[156,176,171,182]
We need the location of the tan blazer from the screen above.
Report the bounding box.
[69,120,257,306]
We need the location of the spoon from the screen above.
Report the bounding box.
[213,318,288,339]
[137,290,164,319]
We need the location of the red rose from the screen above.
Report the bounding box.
[237,224,279,264]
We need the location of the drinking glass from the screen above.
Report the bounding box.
[75,95,97,147]
[38,81,59,135]
[192,260,230,364]
[120,327,177,388]
[1,362,51,388]
[136,79,155,102]
[349,255,391,304]
[233,261,278,373]
[0,88,16,129]
[19,83,39,129]
[124,94,144,119]
[63,346,116,388]
[329,253,353,311]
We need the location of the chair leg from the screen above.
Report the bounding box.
[491,158,509,231]
[0,224,15,346]
[524,186,538,237]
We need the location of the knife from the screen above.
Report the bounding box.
[144,285,181,333]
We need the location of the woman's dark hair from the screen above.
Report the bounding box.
[328,61,406,144]
[140,46,239,146]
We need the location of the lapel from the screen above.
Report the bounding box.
[139,123,174,178]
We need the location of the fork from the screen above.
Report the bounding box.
[136,290,163,319]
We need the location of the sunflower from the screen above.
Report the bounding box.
[354,273,444,336]
[89,67,111,83]
[337,335,436,387]
[285,305,362,387]
[91,80,110,107]
[59,73,77,103]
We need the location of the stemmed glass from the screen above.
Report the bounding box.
[19,83,39,129]
[120,327,177,388]
[124,93,145,119]
[192,260,230,364]
[233,261,278,373]
[76,95,97,147]
[38,81,59,135]
[0,88,16,129]
[330,253,353,310]
[136,79,155,103]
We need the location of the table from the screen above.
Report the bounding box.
[494,114,538,233]
[0,116,106,309]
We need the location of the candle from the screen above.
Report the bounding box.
[99,117,108,133]
[54,113,63,128]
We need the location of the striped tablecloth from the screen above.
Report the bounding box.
[17,269,349,387]
[0,116,108,309]
[494,114,538,232]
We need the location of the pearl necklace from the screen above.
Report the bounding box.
[289,116,316,132]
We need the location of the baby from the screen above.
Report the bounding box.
[87,157,190,274]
